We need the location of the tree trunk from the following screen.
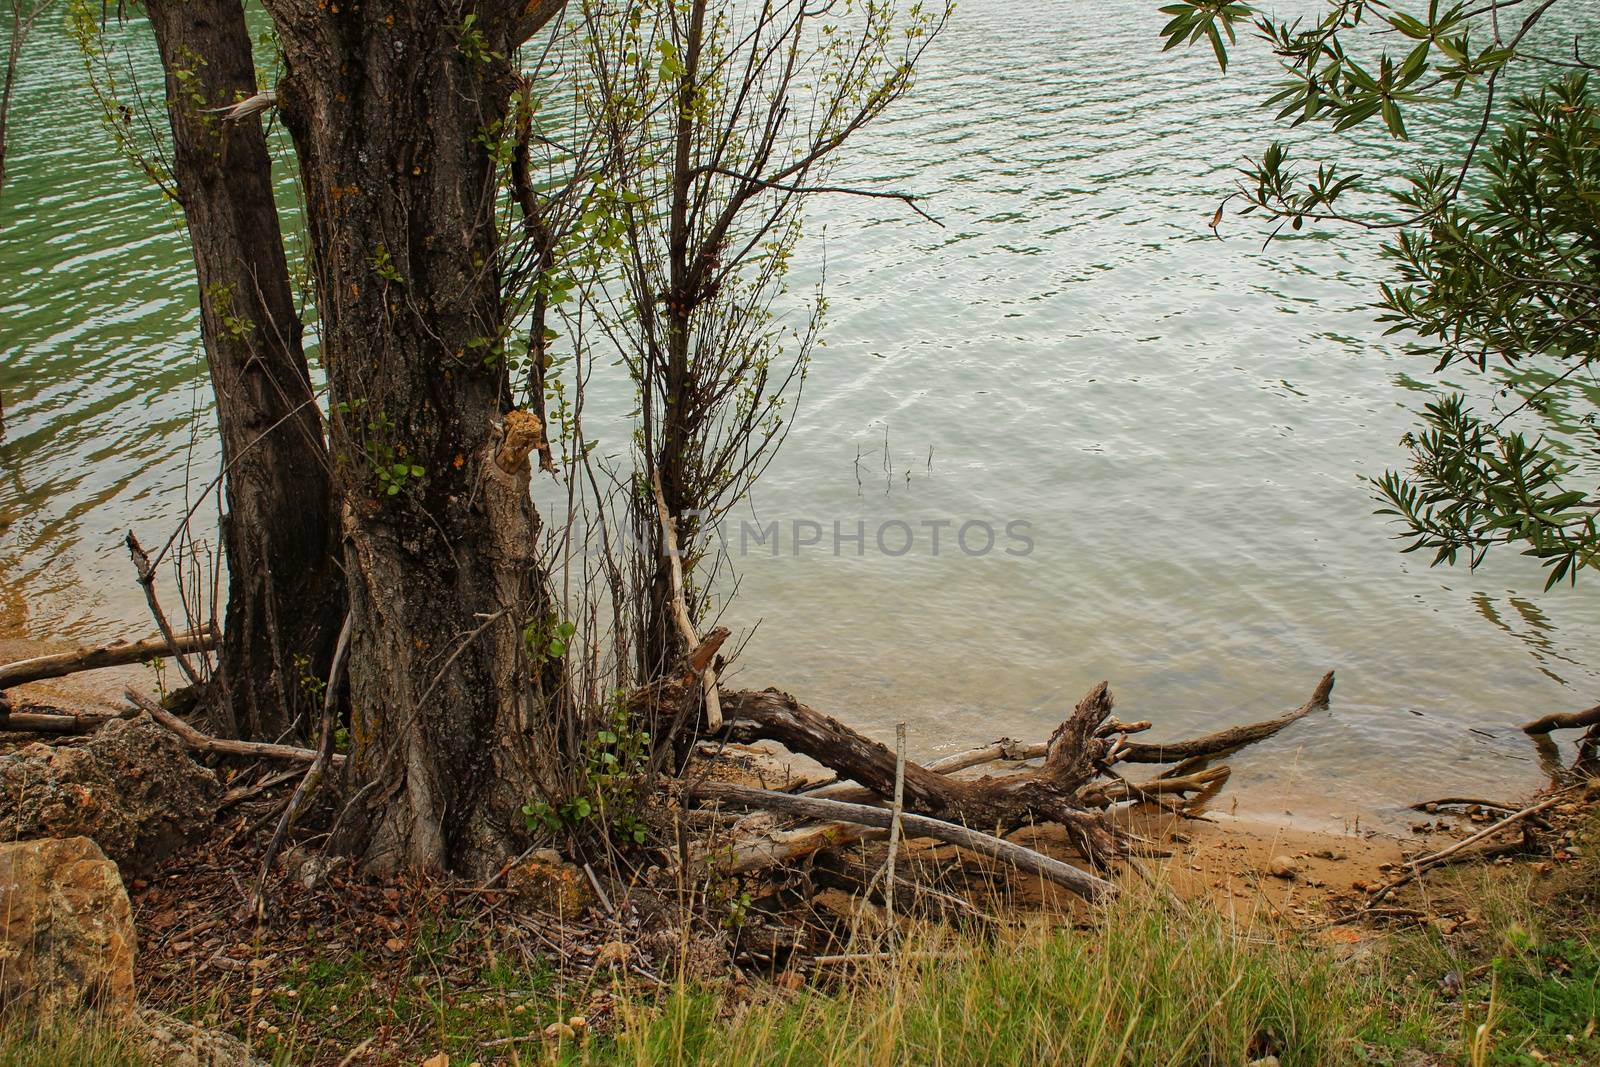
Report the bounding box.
[637,0,710,686]
[146,0,343,742]
[263,0,568,876]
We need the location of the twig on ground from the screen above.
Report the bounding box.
[1370,789,1573,903]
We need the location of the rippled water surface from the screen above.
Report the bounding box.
[3,1,1598,823]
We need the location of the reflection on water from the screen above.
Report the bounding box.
[2,0,1598,823]
[1470,593,1585,688]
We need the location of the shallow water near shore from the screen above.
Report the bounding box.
[2,0,1598,826]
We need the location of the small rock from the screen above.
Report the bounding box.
[0,836,136,1016]
[1247,1057,1281,1067]
[1266,855,1299,879]
[594,941,631,968]
[504,849,592,914]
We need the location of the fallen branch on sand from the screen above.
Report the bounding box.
[1369,788,1573,903]
[0,625,216,690]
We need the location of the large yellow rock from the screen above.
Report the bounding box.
[0,836,136,1016]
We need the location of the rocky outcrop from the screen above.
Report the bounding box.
[0,836,137,1016]
[0,716,219,872]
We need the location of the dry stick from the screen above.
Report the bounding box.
[126,532,206,689]
[1409,797,1522,813]
[651,469,721,732]
[806,737,1043,802]
[1081,766,1231,807]
[583,863,616,916]
[1370,790,1573,904]
[126,687,335,764]
[813,950,949,966]
[257,611,354,915]
[0,626,216,690]
[880,721,907,939]
[693,782,1119,902]
[0,706,136,734]
[218,768,302,811]
[1522,703,1600,735]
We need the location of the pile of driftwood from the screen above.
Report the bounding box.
[678,672,1338,901]
[6,621,1599,908]
[0,627,215,733]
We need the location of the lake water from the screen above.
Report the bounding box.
[3,0,1597,827]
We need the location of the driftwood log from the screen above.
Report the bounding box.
[693,783,1120,901]
[1522,703,1600,736]
[694,672,1334,899]
[0,626,216,691]
[0,704,135,735]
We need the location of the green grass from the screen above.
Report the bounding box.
[5,894,1368,1066]
[7,831,1600,1066]
[1362,856,1600,1067]
[570,898,1371,1067]
[256,935,564,1063]
[0,1016,151,1066]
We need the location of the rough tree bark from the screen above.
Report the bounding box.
[261,0,568,876]
[146,0,343,741]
